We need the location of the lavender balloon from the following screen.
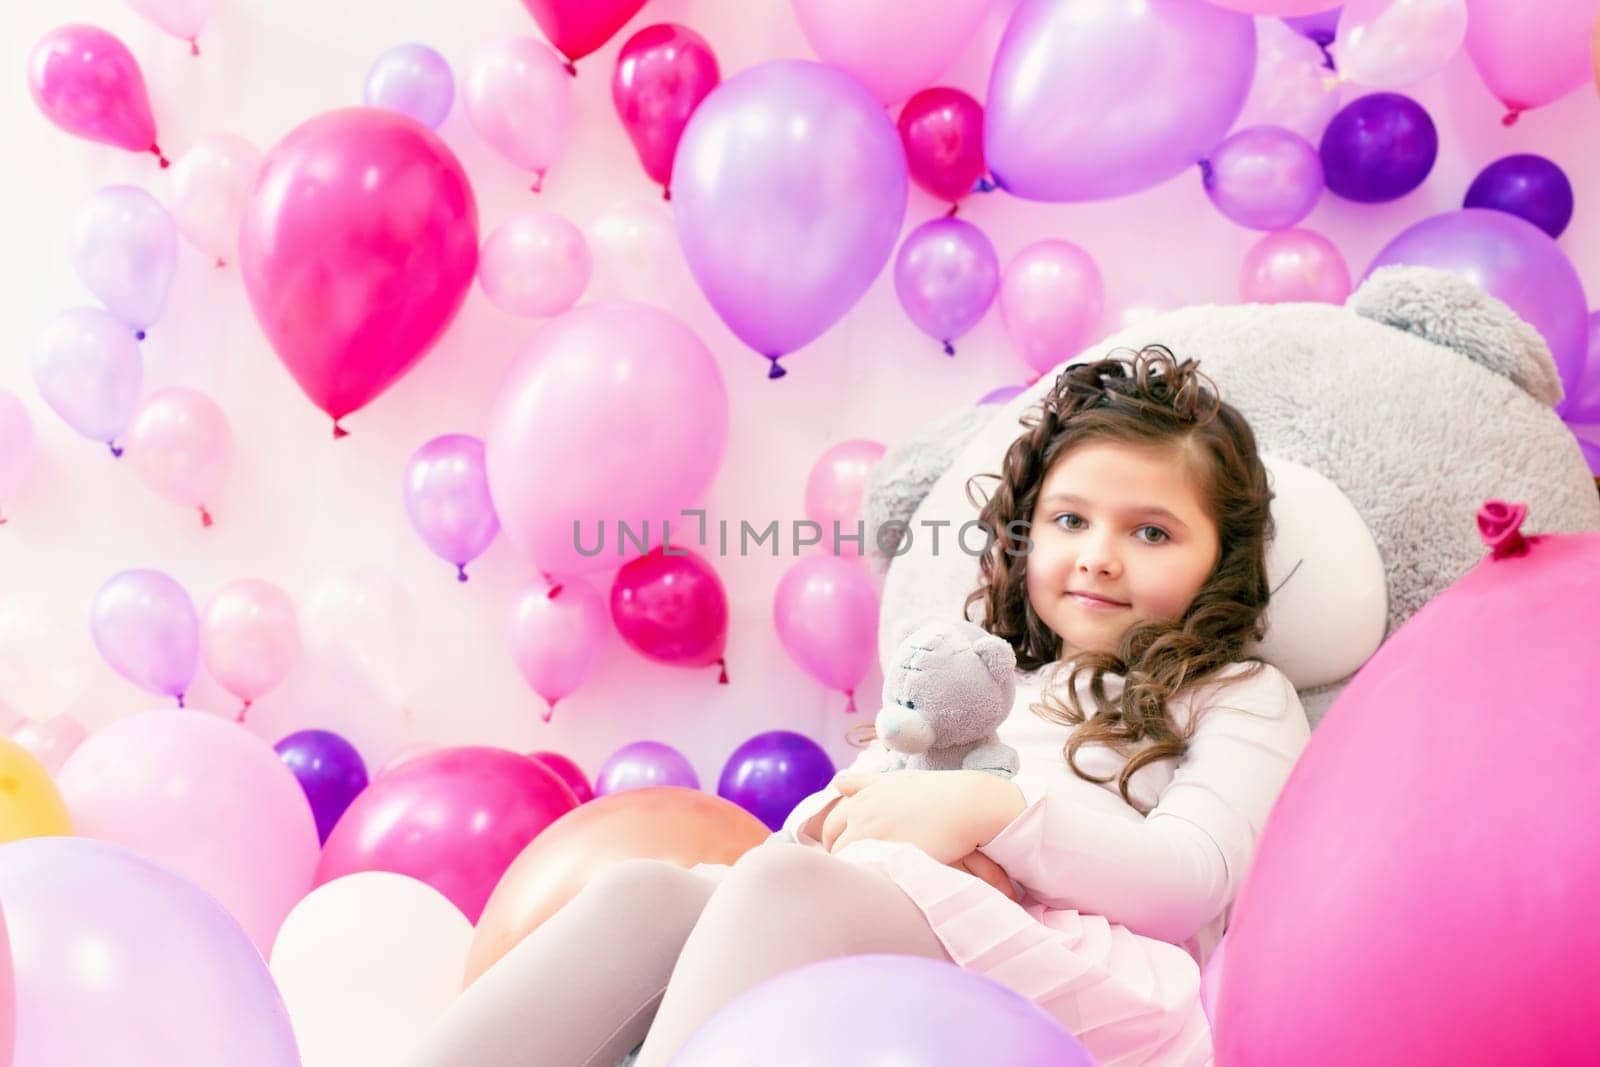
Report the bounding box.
[978,384,1026,406]
[716,730,835,831]
[1320,92,1436,202]
[275,729,369,844]
[403,434,499,581]
[673,60,908,378]
[1463,154,1574,239]
[985,0,1256,202]
[1366,209,1587,402]
[32,307,143,455]
[364,44,455,129]
[0,837,300,1067]
[90,568,199,705]
[1202,125,1323,230]
[70,184,178,336]
[893,218,1000,355]
[1563,311,1600,423]
[596,740,699,795]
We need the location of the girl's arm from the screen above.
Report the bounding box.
[977,664,1310,944]
[781,742,898,844]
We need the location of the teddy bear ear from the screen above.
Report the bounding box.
[970,631,1018,685]
[1348,265,1564,408]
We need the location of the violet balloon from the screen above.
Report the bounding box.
[613,24,721,194]
[200,578,302,714]
[773,554,879,713]
[986,0,1256,202]
[1319,92,1437,203]
[90,569,199,705]
[894,218,1001,355]
[365,44,455,129]
[478,212,592,318]
[1562,311,1600,423]
[897,87,988,207]
[71,185,178,335]
[1241,228,1352,304]
[507,578,608,721]
[239,108,478,436]
[596,740,700,795]
[1202,126,1323,231]
[463,37,573,189]
[403,434,500,581]
[32,308,142,455]
[529,750,594,803]
[1366,209,1587,402]
[610,546,729,681]
[27,24,167,165]
[716,730,835,831]
[999,241,1104,376]
[1463,154,1574,239]
[673,60,908,377]
[275,729,369,845]
[315,746,578,923]
[123,387,233,526]
[0,838,300,1067]
[978,384,1026,406]
[0,390,35,524]
[804,439,886,558]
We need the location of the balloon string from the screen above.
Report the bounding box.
[456,563,469,582]
[717,658,729,685]
[199,505,214,527]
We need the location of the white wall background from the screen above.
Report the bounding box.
[4,0,1599,784]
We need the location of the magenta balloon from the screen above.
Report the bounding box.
[315,746,577,923]
[89,568,198,703]
[1202,125,1323,231]
[612,24,720,191]
[986,0,1256,202]
[773,554,879,710]
[1366,209,1587,404]
[1240,228,1351,304]
[485,302,728,579]
[999,240,1104,375]
[610,546,729,675]
[403,434,499,581]
[529,750,594,803]
[239,108,478,433]
[673,60,908,377]
[506,578,609,718]
[27,24,164,164]
[893,218,1001,355]
[897,87,987,206]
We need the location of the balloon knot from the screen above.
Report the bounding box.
[108,441,124,458]
[766,355,787,380]
[531,170,546,194]
[190,37,201,56]
[662,184,672,201]
[546,581,564,599]
[457,563,469,582]
[1501,109,1522,127]
[135,329,147,341]
[0,513,8,526]
[542,700,557,723]
[974,176,998,194]
[945,201,959,218]
[332,420,349,439]
[942,339,956,357]
[177,692,186,709]
[844,689,857,714]
[1198,158,1214,186]
[1477,500,1533,559]
[235,700,252,724]
[199,505,214,527]
[152,144,170,168]
[717,658,729,685]
[215,257,226,269]
[563,58,578,77]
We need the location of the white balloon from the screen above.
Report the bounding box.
[124,0,215,47]
[302,567,418,707]
[584,200,690,306]
[1236,18,1343,143]
[168,132,264,265]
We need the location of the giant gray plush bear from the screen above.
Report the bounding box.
[862,267,1600,725]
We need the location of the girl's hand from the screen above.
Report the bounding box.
[951,848,1020,902]
[821,769,1027,865]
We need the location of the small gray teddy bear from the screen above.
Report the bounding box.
[875,619,1020,777]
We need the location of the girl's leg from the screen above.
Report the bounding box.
[409,859,719,1067]
[634,844,952,1067]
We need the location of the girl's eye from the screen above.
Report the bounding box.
[1054,513,1086,531]
[1135,525,1169,544]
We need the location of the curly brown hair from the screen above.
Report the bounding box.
[963,345,1274,804]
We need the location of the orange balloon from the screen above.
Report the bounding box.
[465,786,768,985]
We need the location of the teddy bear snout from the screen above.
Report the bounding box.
[876,702,937,755]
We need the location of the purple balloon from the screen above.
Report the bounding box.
[1366,209,1587,404]
[1320,92,1437,203]
[979,383,1027,406]
[1560,310,1600,423]
[364,43,455,130]
[716,730,835,831]
[274,729,369,844]
[1202,125,1323,231]
[595,740,699,795]
[1463,154,1574,239]
[668,954,1095,1067]
[90,568,199,704]
[71,184,178,334]
[985,0,1256,202]
[893,218,1000,355]
[673,60,908,378]
[403,433,499,581]
[32,306,143,454]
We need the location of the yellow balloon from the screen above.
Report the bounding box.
[0,736,72,842]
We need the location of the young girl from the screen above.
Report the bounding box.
[412,346,1311,1067]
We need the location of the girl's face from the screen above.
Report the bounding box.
[1025,439,1221,656]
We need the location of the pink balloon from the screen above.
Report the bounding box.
[1241,229,1352,304]
[56,709,320,954]
[613,24,720,194]
[805,439,886,558]
[1200,934,1227,1022]
[792,0,994,106]
[0,389,35,524]
[1207,0,1339,12]
[27,24,166,165]
[518,0,648,65]
[200,579,302,713]
[168,132,262,266]
[239,108,478,436]
[485,302,729,579]
[610,546,729,679]
[507,578,608,721]
[463,37,573,190]
[773,554,880,712]
[90,569,198,705]
[1464,0,1595,122]
[529,750,594,803]
[478,212,591,318]
[124,0,215,52]
[6,714,88,775]
[898,87,988,207]
[402,434,500,581]
[123,387,233,526]
[999,240,1104,375]
[315,746,578,923]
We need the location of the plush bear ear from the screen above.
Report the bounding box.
[969,630,1017,686]
[1348,265,1564,408]
[861,404,997,576]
